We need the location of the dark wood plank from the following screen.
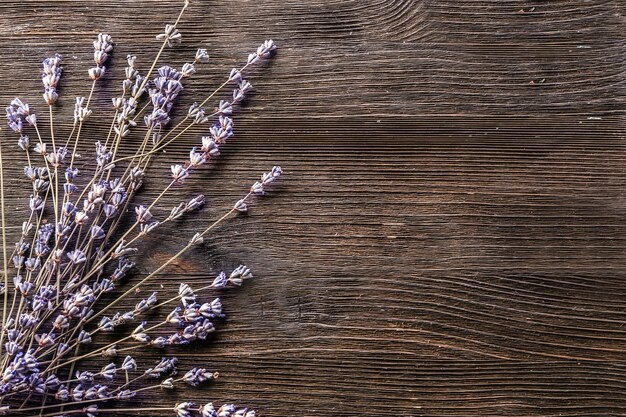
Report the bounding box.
[1,1,626,416]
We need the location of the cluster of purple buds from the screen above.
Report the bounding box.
[233,166,282,212]
[63,167,79,196]
[97,306,136,334]
[42,54,63,105]
[230,40,276,104]
[0,348,49,395]
[46,146,68,168]
[227,69,253,104]
[170,144,210,183]
[5,105,22,135]
[208,116,234,147]
[251,166,283,196]
[145,357,178,378]
[156,24,182,47]
[188,116,233,173]
[113,97,138,140]
[145,66,183,131]
[183,368,218,387]
[188,102,211,125]
[182,62,196,78]
[110,55,142,143]
[121,55,144,98]
[13,222,48,270]
[175,403,255,417]
[24,166,49,190]
[196,48,210,63]
[147,286,222,347]
[93,140,113,169]
[211,266,253,288]
[108,257,135,282]
[196,403,256,417]
[103,178,126,218]
[247,39,277,64]
[167,194,206,221]
[6,98,36,150]
[89,33,113,80]
[73,96,92,126]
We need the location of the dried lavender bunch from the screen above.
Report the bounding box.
[0,1,279,415]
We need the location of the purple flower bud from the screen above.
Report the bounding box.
[175,402,195,417]
[217,404,236,417]
[88,66,106,80]
[161,377,175,388]
[57,343,70,357]
[229,68,242,83]
[76,370,95,384]
[135,292,158,313]
[52,314,69,330]
[67,249,87,264]
[100,363,116,381]
[17,135,29,150]
[55,385,69,401]
[183,368,217,387]
[247,52,259,65]
[6,106,22,134]
[98,316,115,332]
[90,225,106,240]
[181,62,195,77]
[77,330,92,344]
[42,88,59,105]
[217,100,232,115]
[121,355,137,371]
[25,114,37,126]
[251,166,282,195]
[201,403,217,417]
[195,49,210,62]
[34,332,55,348]
[156,24,182,47]
[211,272,227,289]
[41,54,63,104]
[29,195,44,212]
[135,205,153,223]
[93,33,113,67]
[186,194,206,211]
[234,199,248,213]
[171,164,189,183]
[256,39,277,58]
[117,389,136,400]
[151,336,168,348]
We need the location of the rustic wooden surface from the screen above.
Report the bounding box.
[1,0,626,416]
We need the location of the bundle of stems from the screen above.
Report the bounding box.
[0,1,280,416]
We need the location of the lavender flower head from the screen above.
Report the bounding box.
[6,98,36,142]
[42,53,63,104]
[196,48,210,62]
[89,33,113,80]
[251,166,283,195]
[156,24,183,47]
[5,105,22,134]
[145,66,184,131]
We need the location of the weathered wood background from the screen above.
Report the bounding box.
[1,0,626,416]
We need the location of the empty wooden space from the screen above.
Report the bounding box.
[1,1,625,416]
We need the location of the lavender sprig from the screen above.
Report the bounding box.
[42,54,63,105]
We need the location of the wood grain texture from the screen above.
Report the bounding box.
[1,0,626,416]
